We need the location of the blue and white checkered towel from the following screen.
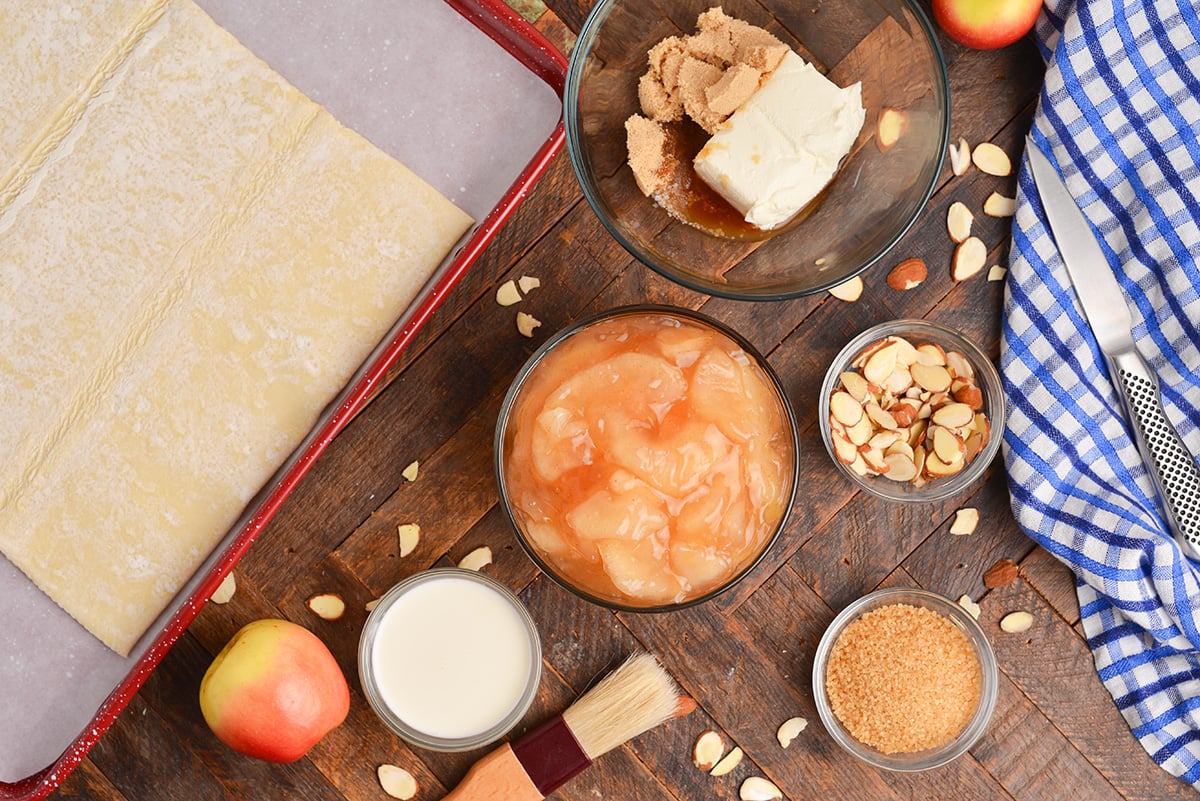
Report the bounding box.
[1001,0,1200,785]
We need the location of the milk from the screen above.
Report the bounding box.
[367,571,538,741]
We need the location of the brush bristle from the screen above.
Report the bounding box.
[561,653,680,760]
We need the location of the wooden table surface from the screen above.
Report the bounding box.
[50,2,1196,801]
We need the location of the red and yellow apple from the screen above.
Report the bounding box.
[932,0,1042,50]
[199,618,350,762]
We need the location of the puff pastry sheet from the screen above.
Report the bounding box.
[0,0,473,655]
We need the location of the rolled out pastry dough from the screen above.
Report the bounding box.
[0,0,473,655]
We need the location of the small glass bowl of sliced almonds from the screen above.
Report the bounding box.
[819,319,1006,502]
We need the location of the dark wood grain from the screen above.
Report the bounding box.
[56,3,1196,801]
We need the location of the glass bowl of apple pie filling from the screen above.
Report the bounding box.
[495,306,799,611]
[564,0,949,300]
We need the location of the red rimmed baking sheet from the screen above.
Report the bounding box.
[0,0,564,797]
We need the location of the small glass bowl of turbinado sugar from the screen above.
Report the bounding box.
[819,319,1006,503]
[812,588,998,770]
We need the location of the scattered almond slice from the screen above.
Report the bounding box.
[740,776,784,801]
[984,558,1019,588]
[377,765,418,801]
[495,279,522,306]
[876,107,908,152]
[886,257,926,291]
[210,572,236,605]
[516,311,541,338]
[958,594,982,620]
[306,593,346,621]
[776,716,808,748]
[517,275,541,294]
[710,745,744,776]
[828,275,863,302]
[397,523,421,558]
[365,599,380,613]
[401,460,419,483]
[972,142,1012,176]
[988,264,1008,282]
[458,545,493,571]
[947,201,974,243]
[1000,611,1034,633]
[693,730,725,771]
[983,192,1017,217]
[950,507,980,535]
[949,136,971,176]
[830,391,864,426]
[952,236,987,282]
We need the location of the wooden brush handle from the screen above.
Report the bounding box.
[442,744,543,801]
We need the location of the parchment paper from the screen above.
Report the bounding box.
[0,0,561,781]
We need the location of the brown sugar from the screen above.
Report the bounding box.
[625,114,674,196]
[825,603,981,754]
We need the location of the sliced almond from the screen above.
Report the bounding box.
[862,343,900,386]
[876,107,908,152]
[398,523,421,558]
[983,192,1017,217]
[306,593,346,621]
[952,236,987,282]
[740,776,784,801]
[886,257,927,291]
[953,383,984,411]
[947,201,974,243]
[710,745,744,776]
[1000,611,1034,633]
[932,425,966,464]
[984,559,1019,588]
[949,136,971,176]
[932,402,975,429]
[923,449,963,477]
[957,594,982,620]
[517,275,541,294]
[848,454,871,476]
[839,371,871,402]
[693,730,725,771]
[988,264,1008,282]
[945,350,975,381]
[365,598,380,613]
[495,280,522,306]
[516,312,541,338]
[830,391,864,426]
[910,362,952,393]
[883,366,913,395]
[458,545,493,571]
[401,460,420,483]
[972,142,1012,176]
[831,430,860,465]
[867,430,901,451]
[884,439,914,460]
[845,413,874,446]
[883,452,918,482]
[950,507,980,535]
[861,448,890,474]
[776,716,808,748]
[210,572,237,605]
[864,401,899,431]
[828,275,863,302]
[377,765,418,801]
[915,342,947,366]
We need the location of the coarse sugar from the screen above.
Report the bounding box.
[825,602,981,754]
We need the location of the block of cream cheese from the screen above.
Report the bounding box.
[694,50,865,230]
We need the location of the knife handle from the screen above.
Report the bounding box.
[1108,350,1200,559]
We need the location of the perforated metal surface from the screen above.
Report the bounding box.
[1119,366,1200,548]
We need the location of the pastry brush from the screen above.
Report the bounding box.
[442,652,692,800]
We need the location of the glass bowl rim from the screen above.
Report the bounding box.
[562,0,952,301]
[493,303,800,612]
[811,586,1000,771]
[357,567,543,752]
[818,318,1007,503]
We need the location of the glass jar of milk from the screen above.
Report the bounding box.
[358,568,542,751]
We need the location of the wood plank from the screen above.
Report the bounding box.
[1020,545,1082,626]
[980,581,1197,801]
[52,758,131,801]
